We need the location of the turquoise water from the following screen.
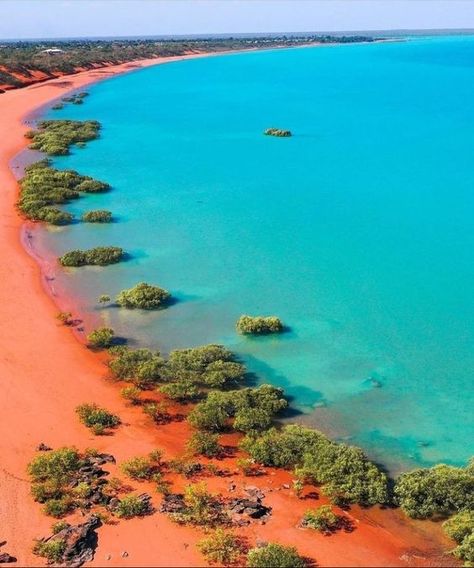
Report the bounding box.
[38,37,474,473]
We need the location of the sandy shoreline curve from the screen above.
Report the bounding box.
[0,51,455,567]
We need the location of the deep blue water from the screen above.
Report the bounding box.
[38,36,474,473]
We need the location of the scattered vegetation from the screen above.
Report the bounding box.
[197,528,245,565]
[240,424,388,506]
[59,246,124,267]
[246,543,306,568]
[75,403,120,435]
[264,127,292,138]
[188,385,287,434]
[26,119,100,155]
[236,315,284,335]
[82,209,112,223]
[98,294,111,304]
[120,452,162,481]
[17,159,109,225]
[116,282,171,309]
[87,327,115,349]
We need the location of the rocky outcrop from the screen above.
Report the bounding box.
[37,515,101,567]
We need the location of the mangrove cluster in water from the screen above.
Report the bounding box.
[81,210,112,223]
[236,315,284,335]
[59,246,124,267]
[264,127,292,137]
[25,119,100,155]
[116,282,171,310]
[17,159,110,225]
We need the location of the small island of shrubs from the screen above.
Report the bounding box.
[264,127,292,137]
[25,119,101,156]
[236,315,284,335]
[81,210,112,223]
[59,246,124,267]
[17,159,110,225]
[116,282,171,310]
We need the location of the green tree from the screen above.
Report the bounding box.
[246,543,306,568]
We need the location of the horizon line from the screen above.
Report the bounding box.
[2,27,474,43]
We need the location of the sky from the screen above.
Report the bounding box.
[1,0,474,40]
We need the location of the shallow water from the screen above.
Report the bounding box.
[37,36,474,474]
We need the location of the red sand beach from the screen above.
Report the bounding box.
[0,54,457,567]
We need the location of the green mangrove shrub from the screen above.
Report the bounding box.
[59,246,124,266]
[246,543,306,568]
[187,431,222,458]
[197,529,245,565]
[263,127,292,138]
[187,385,287,434]
[394,462,474,519]
[75,403,120,435]
[236,315,284,335]
[82,209,112,223]
[240,424,388,506]
[26,119,101,155]
[87,327,115,349]
[109,348,165,388]
[116,282,171,309]
[302,505,340,533]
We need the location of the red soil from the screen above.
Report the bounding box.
[0,55,457,567]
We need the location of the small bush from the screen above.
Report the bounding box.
[116,282,171,310]
[116,494,151,518]
[302,505,340,533]
[236,315,284,335]
[143,402,170,424]
[98,294,111,303]
[87,327,115,348]
[56,311,73,326]
[82,209,112,223]
[246,543,306,568]
[33,539,66,563]
[263,127,292,138]
[198,529,245,565]
[236,458,259,477]
[187,431,222,458]
[28,447,82,482]
[75,403,120,433]
[121,386,142,405]
[51,520,70,534]
[121,456,160,481]
[170,482,227,526]
[44,497,73,518]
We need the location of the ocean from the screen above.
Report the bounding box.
[36,35,474,474]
